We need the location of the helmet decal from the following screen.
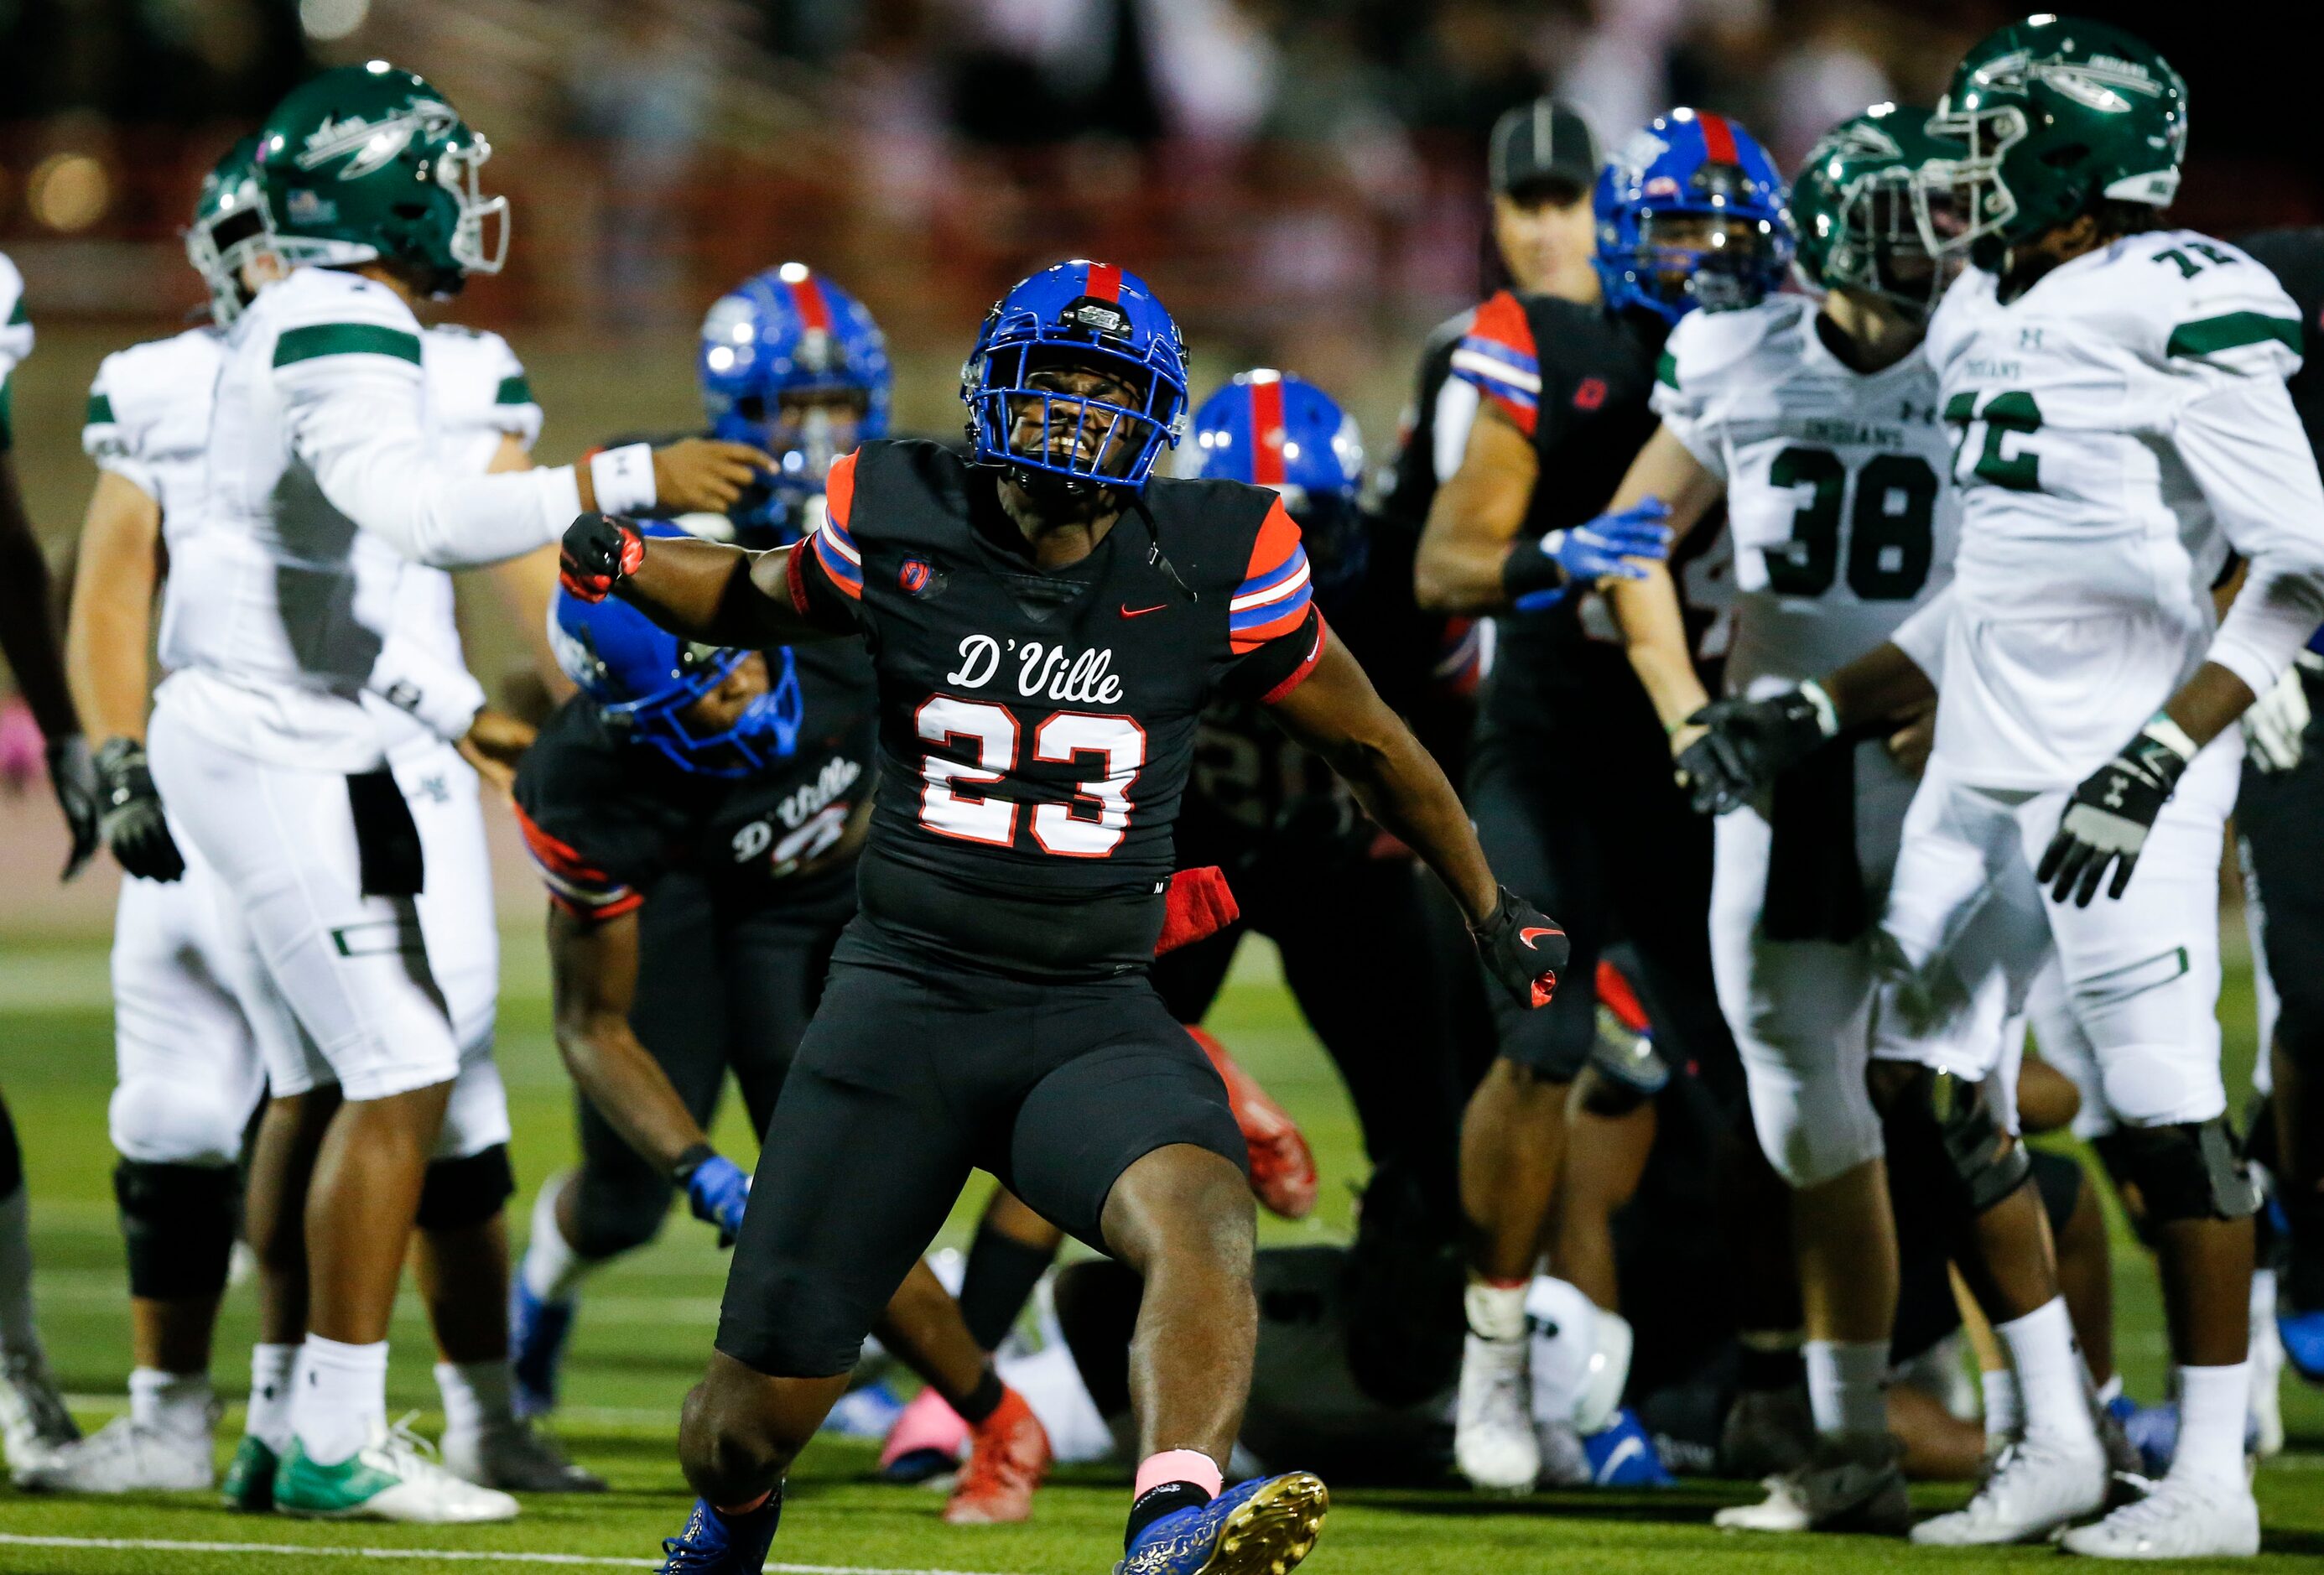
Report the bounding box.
[1592,108,1795,325]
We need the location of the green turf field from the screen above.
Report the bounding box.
[1,929,2320,1573]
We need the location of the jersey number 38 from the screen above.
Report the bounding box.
[1765,447,1939,601]
[914,696,1145,858]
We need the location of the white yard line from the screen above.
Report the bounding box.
[0,1536,1008,1575]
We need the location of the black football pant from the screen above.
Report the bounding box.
[566,867,850,1261]
[1150,845,1490,1227]
[1467,672,1739,1090]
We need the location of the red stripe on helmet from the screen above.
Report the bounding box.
[787,273,833,332]
[1084,262,1124,302]
[1250,377,1286,487]
[1697,111,1739,165]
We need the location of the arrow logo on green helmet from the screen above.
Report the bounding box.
[296,101,459,180]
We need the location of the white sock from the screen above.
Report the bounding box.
[435,1359,513,1440]
[292,1335,387,1467]
[247,1344,300,1453]
[1995,1297,2098,1450]
[520,1177,595,1303]
[2169,1362,2250,1485]
[2251,1266,2278,1328]
[1803,1338,1889,1442]
[128,1367,213,1439]
[2093,1370,2122,1408]
[1981,1368,2021,1443]
[1464,1277,1529,1344]
[0,1185,39,1355]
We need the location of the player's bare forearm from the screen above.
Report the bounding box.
[2160,661,2259,750]
[547,905,711,1172]
[612,533,827,648]
[65,471,164,743]
[1268,631,1499,923]
[1414,400,1538,615]
[0,454,80,741]
[1602,427,1725,733]
[1822,640,1938,730]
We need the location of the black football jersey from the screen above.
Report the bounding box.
[1378,309,1472,535]
[512,641,876,921]
[788,439,1325,978]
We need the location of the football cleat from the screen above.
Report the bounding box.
[1188,1027,1317,1220]
[1581,1410,1673,1489]
[1719,1385,1813,1479]
[1713,1436,1908,1534]
[273,1417,519,1523]
[1454,1333,1538,1493]
[942,1386,1050,1525]
[443,1415,606,1493]
[16,1414,216,1493]
[1908,1433,2107,1546]
[0,1347,80,1480]
[879,1385,969,1485]
[510,1277,577,1420]
[1115,1471,1328,1575]
[658,1490,782,1574]
[2057,1473,2259,1560]
[220,1434,279,1511]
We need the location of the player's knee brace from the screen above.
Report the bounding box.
[416,1143,516,1234]
[1878,1064,2030,1215]
[115,1160,238,1300]
[2097,1117,2259,1226]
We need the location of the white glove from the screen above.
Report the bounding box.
[2242,662,2311,774]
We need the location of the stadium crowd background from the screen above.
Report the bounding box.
[0,0,2317,932]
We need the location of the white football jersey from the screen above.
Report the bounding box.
[0,252,32,439]
[84,327,226,553]
[155,267,573,769]
[1924,228,2324,788]
[1654,294,1957,692]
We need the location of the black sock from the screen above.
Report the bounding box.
[1735,1336,1804,1392]
[954,1364,1005,1427]
[959,1224,1055,1349]
[1126,1480,1212,1550]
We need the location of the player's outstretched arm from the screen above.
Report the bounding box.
[546,903,749,1235]
[0,450,96,875]
[559,514,843,649]
[1597,425,1727,733]
[1266,626,1568,1005]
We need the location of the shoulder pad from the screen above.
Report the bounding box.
[2120,231,2305,374]
[1662,297,1802,394]
[86,328,223,459]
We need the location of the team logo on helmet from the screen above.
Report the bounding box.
[1062,297,1131,336]
[296,101,460,179]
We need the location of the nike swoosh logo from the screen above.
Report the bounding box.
[1120,603,1167,618]
[1520,927,1560,948]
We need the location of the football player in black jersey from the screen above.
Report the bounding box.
[1411,109,1791,1493]
[511,568,1053,1525]
[562,260,1567,1575]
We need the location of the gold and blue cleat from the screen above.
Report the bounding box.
[1115,1472,1328,1575]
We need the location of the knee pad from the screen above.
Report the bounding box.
[1744,1052,1883,1189]
[416,1143,515,1233]
[115,1160,238,1300]
[107,1078,252,1167]
[2099,1117,2259,1226]
[1879,1065,2030,1217]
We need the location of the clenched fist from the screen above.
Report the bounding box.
[559,513,645,603]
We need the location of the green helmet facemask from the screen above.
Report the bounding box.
[1917,15,2186,271]
[1791,104,1957,318]
[185,136,267,326]
[253,60,508,298]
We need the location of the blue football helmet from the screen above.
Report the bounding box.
[961,259,1189,493]
[699,263,891,542]
[549,528,802,777]
[1594,108,1795,324]
[1188,370,1368,596]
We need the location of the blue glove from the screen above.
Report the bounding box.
[683,1153,751,1241]
[1505,498,1673,613]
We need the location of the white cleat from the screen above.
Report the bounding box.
[1714,1437,1910,1536]
[442,1417,606,1493]
[0,1349,80,1481]
[2059,1474,2259,1559]
[274,1417,519,1523]
[1455,1333,1539,1493]
[1909,1433,2108,1546]
[16,1415,216,1493]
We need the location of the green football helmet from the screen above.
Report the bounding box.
[1791,104,1956,315]
[186,137,267,326]
[1919,15,2186,269]
[252,60,507,297]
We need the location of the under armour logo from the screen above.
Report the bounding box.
[1898,399,1937,425]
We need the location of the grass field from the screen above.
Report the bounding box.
[1,928,2321,1573]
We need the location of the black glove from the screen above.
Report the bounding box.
[559,512,646,604]
[1470,886,1570,1009]
[46,734,99,881]
[1679,682,1838,814]
[2035,718,2193,907]
[94,736,185,882]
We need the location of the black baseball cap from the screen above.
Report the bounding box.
[1489,98,1602,202]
